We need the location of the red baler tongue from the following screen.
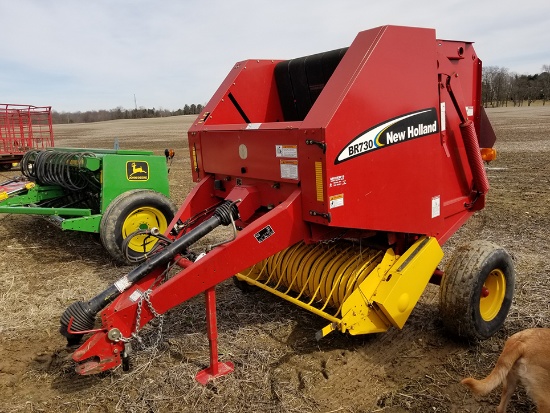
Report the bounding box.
[72,331,124,375]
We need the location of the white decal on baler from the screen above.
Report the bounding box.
[335,108,439,164]
[245,123,262,129]
[280,160,299,180]
[276,145,298,158]
[129,289,143,302]
[432,195,441,218]
[329,194,344,209]
[329,175,346,187]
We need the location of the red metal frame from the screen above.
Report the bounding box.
[189,26,491,245]
[65,25,496,382]
[0,104,54,166]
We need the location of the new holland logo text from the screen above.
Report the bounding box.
[335,108,439,164]
[126,161,149,181]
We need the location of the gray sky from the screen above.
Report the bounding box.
[1,0,549,112]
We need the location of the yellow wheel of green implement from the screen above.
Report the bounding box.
[439,241,515,340]
[100,189,177,264]
[122,206,169,253]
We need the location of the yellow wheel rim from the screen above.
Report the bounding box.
[480,269,506,321]
[122,206,168,253]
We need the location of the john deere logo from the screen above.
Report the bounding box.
[126,161,149,181]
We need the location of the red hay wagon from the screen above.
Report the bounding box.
[0,104,54,170]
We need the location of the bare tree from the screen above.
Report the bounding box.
[482,66,511,107]
[541,64,550,105]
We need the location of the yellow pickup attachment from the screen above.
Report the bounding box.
[236,236,444,339]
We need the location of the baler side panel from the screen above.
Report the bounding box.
[437,41,496,149]
[435,43,489,242]
[301,27,385,128]
[190,60,284,128]
[199,129,301,183]
[310,26,445,236]
[436,41,482,132]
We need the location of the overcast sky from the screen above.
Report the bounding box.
[1,1,549,112]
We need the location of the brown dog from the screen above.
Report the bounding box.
[461,328,550,413]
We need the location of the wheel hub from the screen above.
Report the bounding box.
[479,269,506,321]
[122,206,168,253]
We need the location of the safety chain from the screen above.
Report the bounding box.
[131,289,165,350]
[121,265,171,350]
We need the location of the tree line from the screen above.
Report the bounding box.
[51,64,550,124]
[482,65,550,107]
[51,103,204,124]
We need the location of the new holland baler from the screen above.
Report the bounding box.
[60,25,514,382]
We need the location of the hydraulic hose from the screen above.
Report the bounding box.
[60,201,239,342]
[21,149,98,191]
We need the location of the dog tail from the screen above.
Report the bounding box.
[461,338,523,395]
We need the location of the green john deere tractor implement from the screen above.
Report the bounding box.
[0,148,177,264]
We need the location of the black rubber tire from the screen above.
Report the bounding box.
[100,189,177,264]
[439,240,515,340]
[0,163,12,171]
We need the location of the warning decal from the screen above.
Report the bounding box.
[280,160,298,180]
[329,194,344,209]
[276,145,298,158]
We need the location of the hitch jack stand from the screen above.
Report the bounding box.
[195,287,234,385]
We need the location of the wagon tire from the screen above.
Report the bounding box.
[1,163,11,171]
[439,240,515,340]
[100,189,177,264]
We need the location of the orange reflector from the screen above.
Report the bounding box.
[481,148,497,161]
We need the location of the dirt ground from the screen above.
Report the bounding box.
[1,106,549,412]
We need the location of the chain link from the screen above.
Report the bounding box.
[124,264,171,348]
[129,288,164,349]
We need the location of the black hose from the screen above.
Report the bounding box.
[122,229,174,264]
[20,149,97,191]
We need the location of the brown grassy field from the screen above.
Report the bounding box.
[1,107,549,412]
